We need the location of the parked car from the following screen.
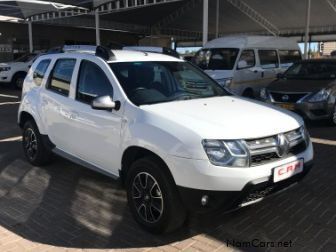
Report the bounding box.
[194,35,301,98]
[260,59,336,126]
[0,53,39,89]
[19,45,313,233]
[123,46,180,58]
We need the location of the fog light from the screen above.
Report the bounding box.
[201,195,209,206]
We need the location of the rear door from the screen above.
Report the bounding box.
[41,58,77,152]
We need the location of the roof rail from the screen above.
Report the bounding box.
[96,46,116,61]
[45,45,116,61]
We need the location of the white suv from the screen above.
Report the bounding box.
[18,45,314,233]
[0,53,38,89]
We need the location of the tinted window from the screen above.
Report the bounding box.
[279,50,301,68]
[110,61,229,106]
[285,61,336,80]
[258,50,278,69]
[48,59,76,96]
[77,60,113,104]
[195,48,239,70]
[238,50,255,69]
[33,59,50,86]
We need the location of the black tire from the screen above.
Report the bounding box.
[126,156,186,233]
[242,89,255,99]
[329,104,336,126]
[22,120,52,166]
[12,72,26,89]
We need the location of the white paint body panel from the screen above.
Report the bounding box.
[202,36,301,95]
[19,49,313,192]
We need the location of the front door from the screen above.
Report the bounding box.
[66,59,123,175]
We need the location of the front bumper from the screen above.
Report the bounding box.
[167,141,313,213]
[178,160,313,213]
[0,72,11,83]
[271,101,334,121]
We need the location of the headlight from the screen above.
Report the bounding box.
[300,125,310,145]
[216,78,232,88]
[0,66,11,72]
[308,89,330,103]
[202,139,249,167]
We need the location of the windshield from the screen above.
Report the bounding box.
[194,48,239,70]
[110,61,229,106]
[14,53,37,63]
[284,61,336,80]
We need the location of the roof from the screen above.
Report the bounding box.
[203,35,300,49]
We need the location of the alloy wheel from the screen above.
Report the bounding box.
[132,172,163,223]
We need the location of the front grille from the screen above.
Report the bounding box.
[270,92,309,103]
[245,128,308,166]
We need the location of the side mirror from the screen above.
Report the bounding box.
[237,60,248,69]
[91,95,120,111]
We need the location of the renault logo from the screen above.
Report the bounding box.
[276,134,289,157]
[282,95,289,101]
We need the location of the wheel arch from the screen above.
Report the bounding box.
[12,71,27,81]
[19,111,35,129]
[120,146,175,185]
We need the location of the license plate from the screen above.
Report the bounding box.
[273,159,304,183]
[278,103,295,110]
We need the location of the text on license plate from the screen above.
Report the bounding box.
[278,103,295,110]
[273,159,304,183]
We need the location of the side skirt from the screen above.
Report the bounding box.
[52,148,119,180]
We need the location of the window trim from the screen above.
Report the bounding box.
[33,59,51,86]
[258,49,279,69]
[76,59,114,105]
[46,58,76,97]
[237,49,256,70]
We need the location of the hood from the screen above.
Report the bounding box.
[204,70,233,80]
[268,78,334,93]
[141,96,303,140]
[0,62,25,68]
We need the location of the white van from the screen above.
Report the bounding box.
[194,36,301,97]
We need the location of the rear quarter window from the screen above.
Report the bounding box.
[258,50,279,69]
[279,50,301,68]
[33,59,51,86]
[47,58,76,96]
